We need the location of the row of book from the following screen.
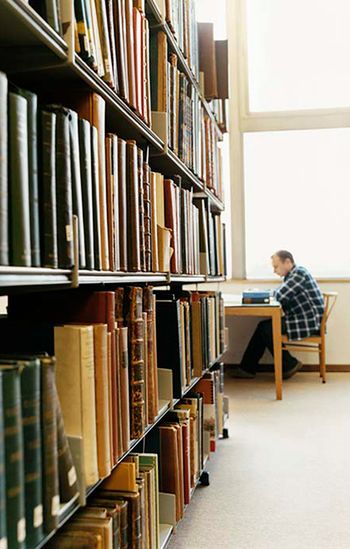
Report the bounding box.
[156,290,225,396]
[0,354,79,549]
[211,98,229,134]
[28,0,63,35]
[74,0,152,126]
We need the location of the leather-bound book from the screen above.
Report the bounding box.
[46,530,103,548]
[143,287,158,422]
[88,498,122,548]
[149,172,158,272]
[125,0,137,110]
[106,0,119,92]
[215,40,229,99]
[150,31,168,112]
[0,364,25,549]
[46,105,74,269]
[17,88,41,266]
[100,490,141,549]
[126,287,145,439]
[143,17,151,126]
[137,148,146,271]
[92,495,128,549]
[143,162,152,272]
[68,109,86,268]
[159,424,182,521]
[91,125,102,270]
[118,138,127,271]
[93,324,112,478]
[54,325,99,487]
[9,91,31,267]
[78,118,95,270]
[119,327,131,453]
[113,0,129,101]
[126,140,141,271]
[0,72,8,265]
[114,327,123,459]
[39,109,58,268]
[133,6,143,117]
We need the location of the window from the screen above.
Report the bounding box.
[245,0,350,112]
[244,129,350,278]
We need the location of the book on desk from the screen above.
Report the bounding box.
[241,291,271,304]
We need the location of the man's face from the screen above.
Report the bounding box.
[272,255,290,277]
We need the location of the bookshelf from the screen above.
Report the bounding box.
[0,0,229,547]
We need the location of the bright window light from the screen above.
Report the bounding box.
[244,129,350,278]
[246,0,350,111]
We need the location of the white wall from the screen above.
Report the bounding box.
[221,279,349,365]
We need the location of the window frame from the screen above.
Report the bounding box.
[227,0,350,279]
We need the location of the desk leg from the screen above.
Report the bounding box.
[272,310,282,400]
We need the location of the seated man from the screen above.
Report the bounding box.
[233,250,324,379]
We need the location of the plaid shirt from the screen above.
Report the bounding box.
[274,265,324,341]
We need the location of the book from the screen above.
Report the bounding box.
[0,373,6,549]
[54,325,99,486]
[9,91,31,267]
[117,138,127,272]
[0,364,26,549]
[159,424,183,521]
[69,109,86,269]
[137,148,146,272]
[79,118,95,270]
[125,0,137,110]
[91,125,102,270]
[215,40,229,99]
[118,327,130,453]
[242,290,270,304]
[126,140,141,271]
[150,31,168,113]
[198,22,218,99]
[101,461,138,492]
[0,72,8,266]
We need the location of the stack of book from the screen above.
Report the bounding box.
[2,287,159,474]
[156,290,225,397]
[0,354,79,549]
[47,454,160,548]
[74,0,152,124]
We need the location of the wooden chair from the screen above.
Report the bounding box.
[281,292,338,383]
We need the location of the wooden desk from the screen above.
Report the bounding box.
[224,295,283,400]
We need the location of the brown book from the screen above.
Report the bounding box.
[99,490,141,549]
[46,530,103,548]
[67,93,110,270]
[106,134,119,272]
[113,0,129,101]
[133,7,143,118]
[118,327,130,453]
[143,287,157,423]
[172,409,191,505]
[88,499,123,548]
[143,163,152,272]
[142,311,148,426]
[159,424,182,521]
[95,0,114,87]
[117,138,128,271]
[164,178,178,273]
[115,287,125,328]
[149,172,158,272]
[93,324,112,478]
[106,0,119,92]
[114,327,123,458]
[198,22,218,99]
[125,0,137,110]
[64,517,113,548]
[107,333,114,467]
[143,17,151,126]
[215,40,229,99]
[137,148,146,272]
[152,293,159,418]
[126,287,145,439]
[191,292,203,377]
[126,140,141,271]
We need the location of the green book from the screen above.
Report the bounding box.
[78,118,94,270]
[0,72,8,266]
[68,109,86,269]
[0,364,26,549]
[41,356,60,534]
[9,92,31,267]
[40,109,58,268]
[18,89,41,267]
[0,372,7,549]
[47,105,74,269]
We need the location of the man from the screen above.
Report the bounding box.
[233,250,324,379]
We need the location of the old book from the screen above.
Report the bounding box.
[69,109,86,268]
[90,0,105,77]
[150,172,158,272]
[126,140,141,271]
[0,72,8,266]
[143,287,158,422]
[79,118,95,270]
[91,125,102,270]
[46,105,74,269]
[39,109,58,268]
[99,490,141,548]
[133,6,143,117]
[93,324,112,478]
[125,0,137,109]
[142,311,149,426]
[87,499,121,548]
[106,134,120,271]
[0,374,6,549]
[106,0,119,92]
[126,287,145,439]
[91,498,128,549]
[9,91,31,267]
[164,179,178,273]
[54,325,99,486]
[0,364,26,548]
[172,409,191,505]
[95,0,114,87]
[137,148,146,271]
[75,0,93,64]
[64,517,113,548]
[17,88,41,266]
[215,40,229,99]
[143,17,151,126]
[101,461,138,492]
[118,327,130,453]
[139,454,159,549]
[150,31,168,112]
[117,138,127,271]
[143,162,152,272]
[113,0,129,101]
[46,530,103,548]
[159,424,182,521]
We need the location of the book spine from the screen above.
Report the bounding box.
[55,384,79,503]
[0,373,7,548]
[126,140,140,271]
[117,138,127,271]
[9,92,31,266]
[91,125,102,270]
[0,72,8,265]
[78,118,95,270]
[137,148,146,272]
[143,287,156,423]
[69,109,86,268]
[2,366,26,549]
[127,287,145,439]
[112,135,120,271]
[40,109,58,268]
[143,162,152,272]
[119,327,130,453]
[41,357,59,534]
[21,359,44,547]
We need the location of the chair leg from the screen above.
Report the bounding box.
[320,343,326,383]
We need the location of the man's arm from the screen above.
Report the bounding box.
[275,270,305,305]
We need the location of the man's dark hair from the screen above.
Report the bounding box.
[274,250,295,264]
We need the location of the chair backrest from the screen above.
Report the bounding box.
[320,292,338,336]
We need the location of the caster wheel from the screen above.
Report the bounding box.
[199,471,210,486]
[223,428,229,439]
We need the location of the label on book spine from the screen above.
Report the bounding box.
[51,495,60,516]
[0,538,7,549]
[68,466,77,487]
[65,224,73,242]
[33,504,43,528]
[17,518,26,542]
